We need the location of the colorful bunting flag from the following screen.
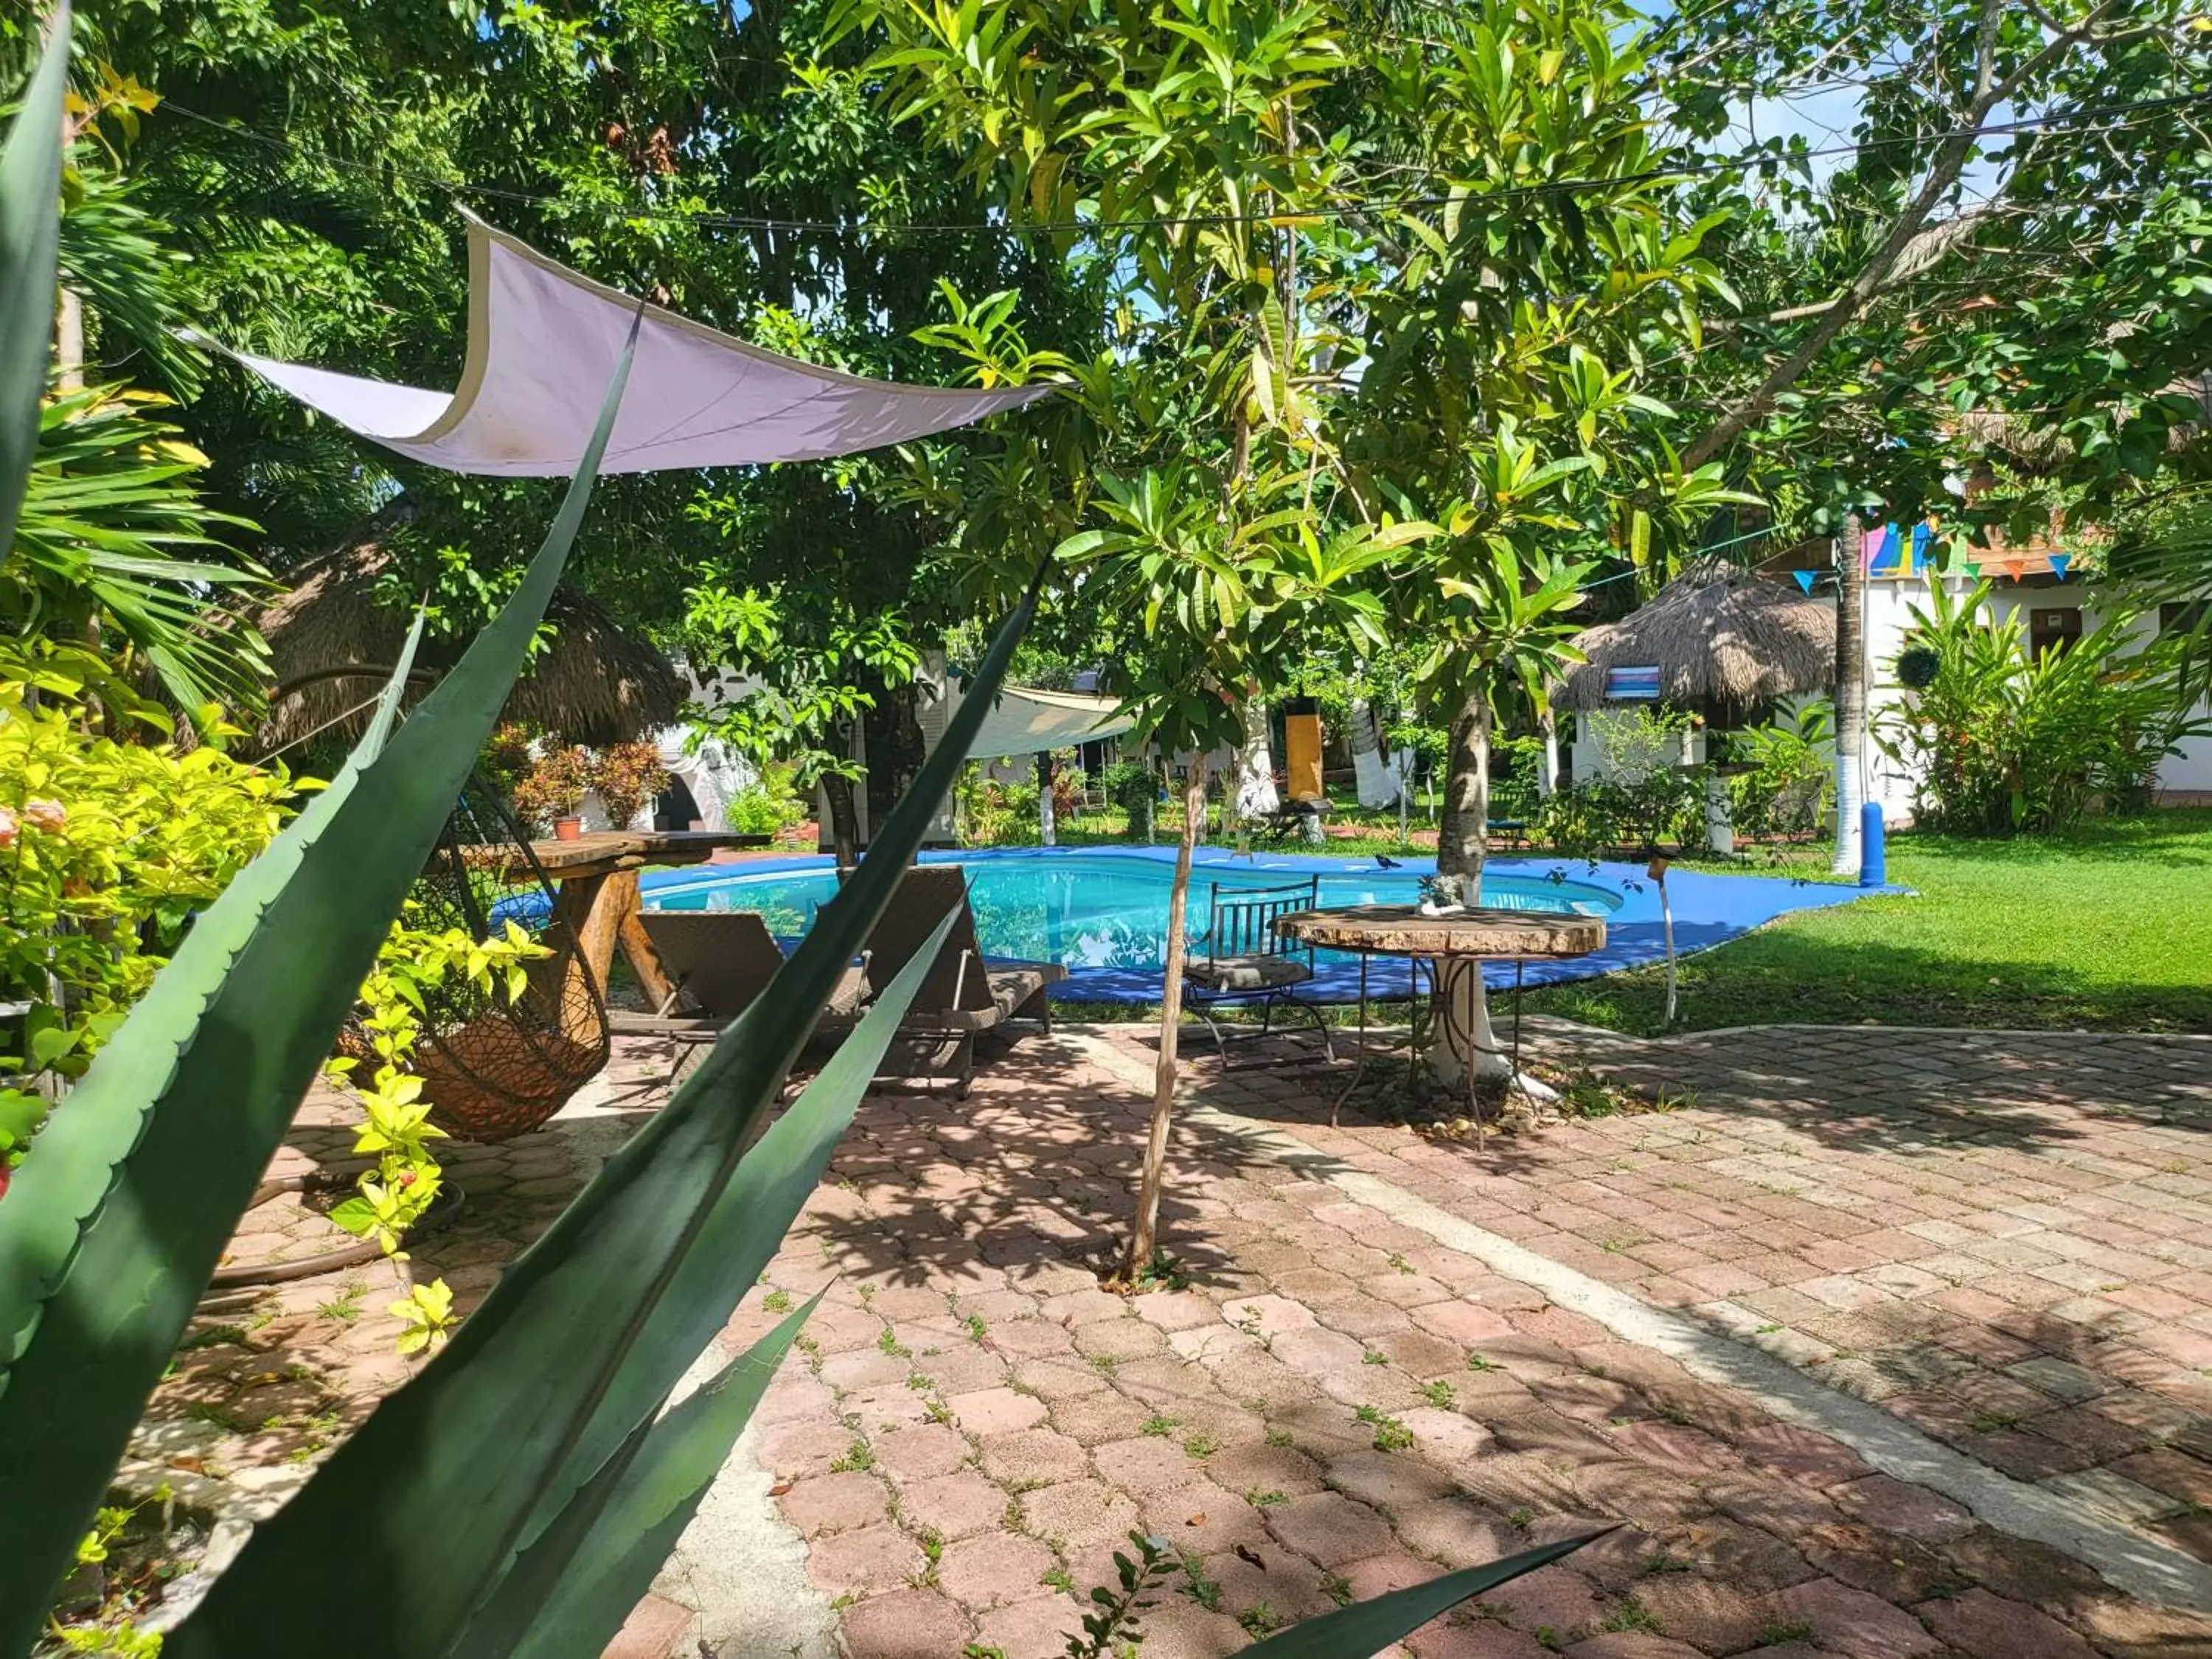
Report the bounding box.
[1792,570,1816,594]
[1863,522,1904,574]
[2051,552,2071,581]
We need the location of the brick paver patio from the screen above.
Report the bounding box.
[734,1025,2209,1658]
[1154,1020,2212,1565]
[151,1020,2212,1658]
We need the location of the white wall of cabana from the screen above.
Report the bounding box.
[1569,560,2212,832]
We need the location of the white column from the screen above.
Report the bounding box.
[1704,771,1733,855]
[915,651,960,844]
[1832,521,1866,876]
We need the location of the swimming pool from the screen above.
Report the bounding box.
[642,846,1621,1000]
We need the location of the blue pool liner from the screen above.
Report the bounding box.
[567,844,1907,1005]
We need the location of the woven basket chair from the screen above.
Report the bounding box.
[404,772,610,1140]
[264,667,611,1142]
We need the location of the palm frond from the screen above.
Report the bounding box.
[7,383,270,714]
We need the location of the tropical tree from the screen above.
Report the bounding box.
[46,0,1100,713]
[844,0,1442,1267]
[1321,0,1745,1082]
[1644,0,2212,862]
[1064,473,1411,1272]
[0,20,270,725]
[10,383,268,721]
[677,574,924,866]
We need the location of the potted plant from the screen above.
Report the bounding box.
[589,740,671,833]
[514,745,591,840]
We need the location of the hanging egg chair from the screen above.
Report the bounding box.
[258,666,611,1142]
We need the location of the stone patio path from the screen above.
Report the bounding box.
[1151,1022,2212,1561]
[725,1025,2210,1659]
[147,1020,2212,1658]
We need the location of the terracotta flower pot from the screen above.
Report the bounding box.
[554,815,585,841]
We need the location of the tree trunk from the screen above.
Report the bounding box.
[1127,753,1209,1279]
[1434,694,1489,896]
[1427,695,1509,1088]
[1539,715,1560,798]
[1832,518,1866,877]
[1232,700,1279,819]
[1703,771,1735,855]
[821,773,861,872]
[1349,700,1400,808]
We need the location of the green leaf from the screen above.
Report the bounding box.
[326,1197,376,1238]
[0,0,69,564]
[1237,1531,1612,1658]
[0,1088,46,1149]
[495,1296,824,1659]
[165,563,1044,1658]
[0,313,641,1649]
[27,1021,78,1070]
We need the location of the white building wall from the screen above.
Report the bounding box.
[1572,570,2212,818]
[1859,574,2212,813]
[1568,709,1707,784]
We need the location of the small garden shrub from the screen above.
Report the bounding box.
[725,766,807,836]
[0,667,300,1166]
[1722,701,1831,842]
[1878,580,2206,833]
[1102,757,1158,839]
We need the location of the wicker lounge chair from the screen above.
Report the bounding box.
[607,910,869,1063]
[863,866,1063,1096]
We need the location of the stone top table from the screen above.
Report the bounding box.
[463,830,770,1026]
[1275,903,1606,959]
[1274,904,1606,1129]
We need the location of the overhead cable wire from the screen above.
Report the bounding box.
[154,88,2212,242]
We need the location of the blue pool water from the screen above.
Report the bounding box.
[635,844,1900,1003]
[641,846,1631,1001]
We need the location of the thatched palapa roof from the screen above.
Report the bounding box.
[1955,378,2211,475]
[1554,563,1835,720]
[248,534,682,757]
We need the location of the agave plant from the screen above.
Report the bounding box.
[0,13,1596,1655]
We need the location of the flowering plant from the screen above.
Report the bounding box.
[511,743,590,830]
[0,649,300,1168]
[588,740,669,830]
[324,914,549,1354]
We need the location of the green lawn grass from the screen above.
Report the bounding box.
[1527,809,2212,1036]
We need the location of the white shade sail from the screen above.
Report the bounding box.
[213,213,1050,476]
[963,685,1133,759]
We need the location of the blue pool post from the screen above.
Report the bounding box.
[1860,801,1885,888]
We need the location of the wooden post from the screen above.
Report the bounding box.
[544,867,678,1023]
